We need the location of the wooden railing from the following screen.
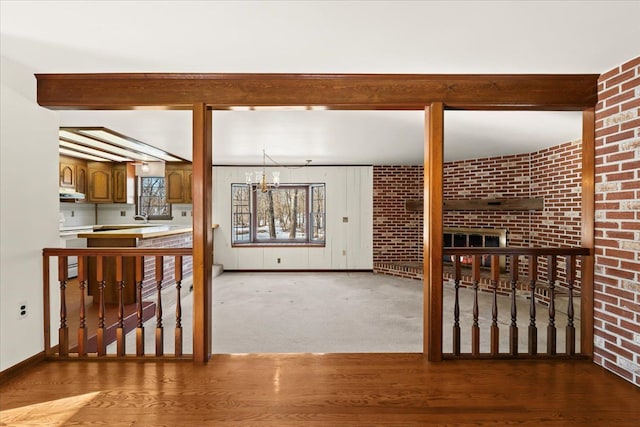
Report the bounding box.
[43,247,192,360]
[442,247,590,359]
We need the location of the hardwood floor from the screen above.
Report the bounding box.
[1,354,638,426]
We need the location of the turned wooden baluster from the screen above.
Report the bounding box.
[77,256,88,356]
[96,255,107,356]
[175,256,183,357]
[509,255,519,356]
[115,256,126,356]
[565,255,576,355]
[490,255,500,356]
[58,256,69,357]
[528,255,538,356]
[135,256,145,356]
[155,256,164,356]
[547,255,557,355]
[471,255,481,356]
[452,255,461,356]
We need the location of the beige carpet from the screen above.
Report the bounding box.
[108,271,579,355]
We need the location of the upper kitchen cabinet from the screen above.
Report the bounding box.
[166,162,192,204]
[112,163,135,204]
[87,162,135,204]
[87,162,113,203]
[59,155,88,195]
[76,163,88,195]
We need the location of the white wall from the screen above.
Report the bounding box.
[1,57,59,371]
[213,166,373,270]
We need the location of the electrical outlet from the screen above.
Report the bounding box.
[18,301,27,319]
[71,211,75,217]
[277,258,281,264]
[182,211,187,217]
[120,211,126,216]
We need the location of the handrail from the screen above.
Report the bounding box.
[43,247,193,256]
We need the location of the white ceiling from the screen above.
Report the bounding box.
[2,1,638,164]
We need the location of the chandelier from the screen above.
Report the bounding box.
[245,149,312,193]
[245,149,281,193]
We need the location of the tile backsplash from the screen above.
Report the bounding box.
[59,202,193,228]
[59,203,95,227]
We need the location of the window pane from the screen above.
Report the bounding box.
[232,184,251,242]
[255,187,307,241]
[139,177,170,217]
[231,183,325,246]
[311,184,325,241]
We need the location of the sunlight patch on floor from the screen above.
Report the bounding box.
[0,391,100,426]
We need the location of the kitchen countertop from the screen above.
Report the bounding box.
[76,224,218,240]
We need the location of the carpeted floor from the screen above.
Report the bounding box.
[108,271,579,355]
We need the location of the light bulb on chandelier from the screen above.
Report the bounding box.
[245,149,308,193]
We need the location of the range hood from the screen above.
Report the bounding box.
[59,187,85,201]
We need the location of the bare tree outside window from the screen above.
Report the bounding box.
[138,176,172,219]
[232,183,325,245]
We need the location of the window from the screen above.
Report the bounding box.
[138,176,172,219]
[232,183,325,246]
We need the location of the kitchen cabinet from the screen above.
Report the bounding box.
[76,164,87,195]
[60,161,75,188]
[87,161,135,203]
[166,162,192,203]
[59,155,88,194]
[87,162,113,203]
[112,163,135,204]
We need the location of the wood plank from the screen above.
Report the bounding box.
[192,103,213,362]
[424,102,444,361]
[406,198,544,211]
[1,355,638,426]
[581,107,595,358]
[444,198,544,211]
[36,73,598,110]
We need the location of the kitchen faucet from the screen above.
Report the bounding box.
[133,214,149,223]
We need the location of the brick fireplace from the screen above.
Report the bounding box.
[372,138,582,281]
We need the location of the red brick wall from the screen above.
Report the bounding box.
[372,166,423,267]
[443,145,582,250]
[444,153,532,249]
[138,232,193,299]
[594,56,640,386]
[373,146,582,282]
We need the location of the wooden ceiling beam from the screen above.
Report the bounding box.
[36,73,598,111]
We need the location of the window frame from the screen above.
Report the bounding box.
[137,175,173,220]
[231,182,326,247]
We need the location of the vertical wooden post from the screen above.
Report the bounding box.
[581,107,595,357]
[490,255,500,356]
[77,256,88,356]
[96,256,106,356]
[135,256,145,357]
[471,255,481,356]
[452,255,461,356]
[528,255,538,356]
[192,102,213,363]
[424,102,444,361]
[547,255,557,355]
[116,256,126,356]
[58,256,69,357]
[43,253,51,356]
[566,255,576,355]
[175,256,183,357]
[155,256,164,357]
[509,255,519,356]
